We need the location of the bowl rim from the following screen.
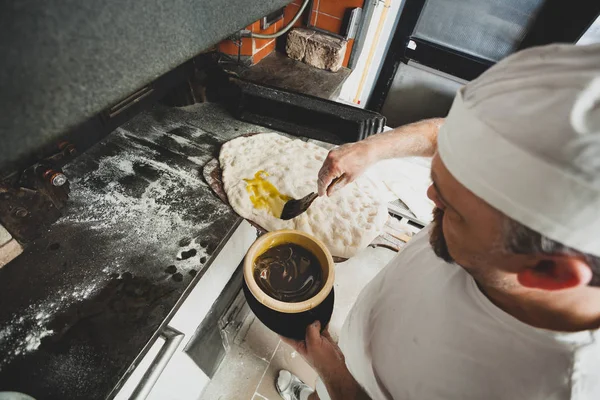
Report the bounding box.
[243,229,335,314]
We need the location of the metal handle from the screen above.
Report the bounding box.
[130,326,185,400]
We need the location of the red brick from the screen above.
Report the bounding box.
[284,3,304,28]
[253,41,276,64]
[254,34,276,51]
[314,12,342,34]
[218,38,253,56]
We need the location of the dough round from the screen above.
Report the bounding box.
[219,133,388,258]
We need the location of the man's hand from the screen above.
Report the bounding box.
[281,321,345,379]
[281,321,372,400]
[317,142,375,197]
[317,118,444,197]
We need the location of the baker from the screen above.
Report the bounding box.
[275,43,600,400]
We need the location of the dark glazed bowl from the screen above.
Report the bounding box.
[243,230,335,341]
[243,280,334,340]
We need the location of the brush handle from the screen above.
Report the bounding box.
[306,192,319,204]
[308,176,342,202]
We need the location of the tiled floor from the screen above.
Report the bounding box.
[199,246,396,400]
[199,313,316,400]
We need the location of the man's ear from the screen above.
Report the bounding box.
[517,257,593,291]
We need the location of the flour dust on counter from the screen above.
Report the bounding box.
[0,278,101,370]
[0,103,244,398]
[57,126,231,275]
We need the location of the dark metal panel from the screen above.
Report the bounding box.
[518,0,600,49]
[406,38,493,82]
[0,0,291,170]
[413,0,544,62]
[234,80,386,143]
[381,62,464,127]
[367,0,600,113]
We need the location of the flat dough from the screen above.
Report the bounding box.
[219,133,388,258]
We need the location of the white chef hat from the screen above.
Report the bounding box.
[438,43,600,257]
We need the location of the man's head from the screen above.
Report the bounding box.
[429,43,600,294]
[427,153,599,292]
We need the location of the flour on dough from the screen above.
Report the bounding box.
[219,133,388,258]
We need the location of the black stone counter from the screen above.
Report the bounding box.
[0,103,269,399]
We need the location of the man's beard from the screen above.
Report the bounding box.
[429,207,455,263]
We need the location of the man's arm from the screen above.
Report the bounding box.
[319,363,372,400]
[282,322,372,400]
[318,118,444,196]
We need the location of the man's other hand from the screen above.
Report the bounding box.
[281,321,372,400]
[281,321,345,379]
[317,142,374,197]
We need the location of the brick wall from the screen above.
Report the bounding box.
[217,19,285,65]
[218,0,364,66]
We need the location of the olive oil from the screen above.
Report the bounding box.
[244,170,291,218]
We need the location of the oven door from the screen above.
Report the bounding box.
[111,220,257,400]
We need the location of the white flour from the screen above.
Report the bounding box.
[0,124,229,370]
[188,156,206,165]
[0,281,100,369]
[24,329,54,352]
[59,128,217,245]
[115,158,135,175]
[169,132,195,147]
[59,127,229,278]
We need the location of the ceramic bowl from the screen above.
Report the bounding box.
[243,230,335,340]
